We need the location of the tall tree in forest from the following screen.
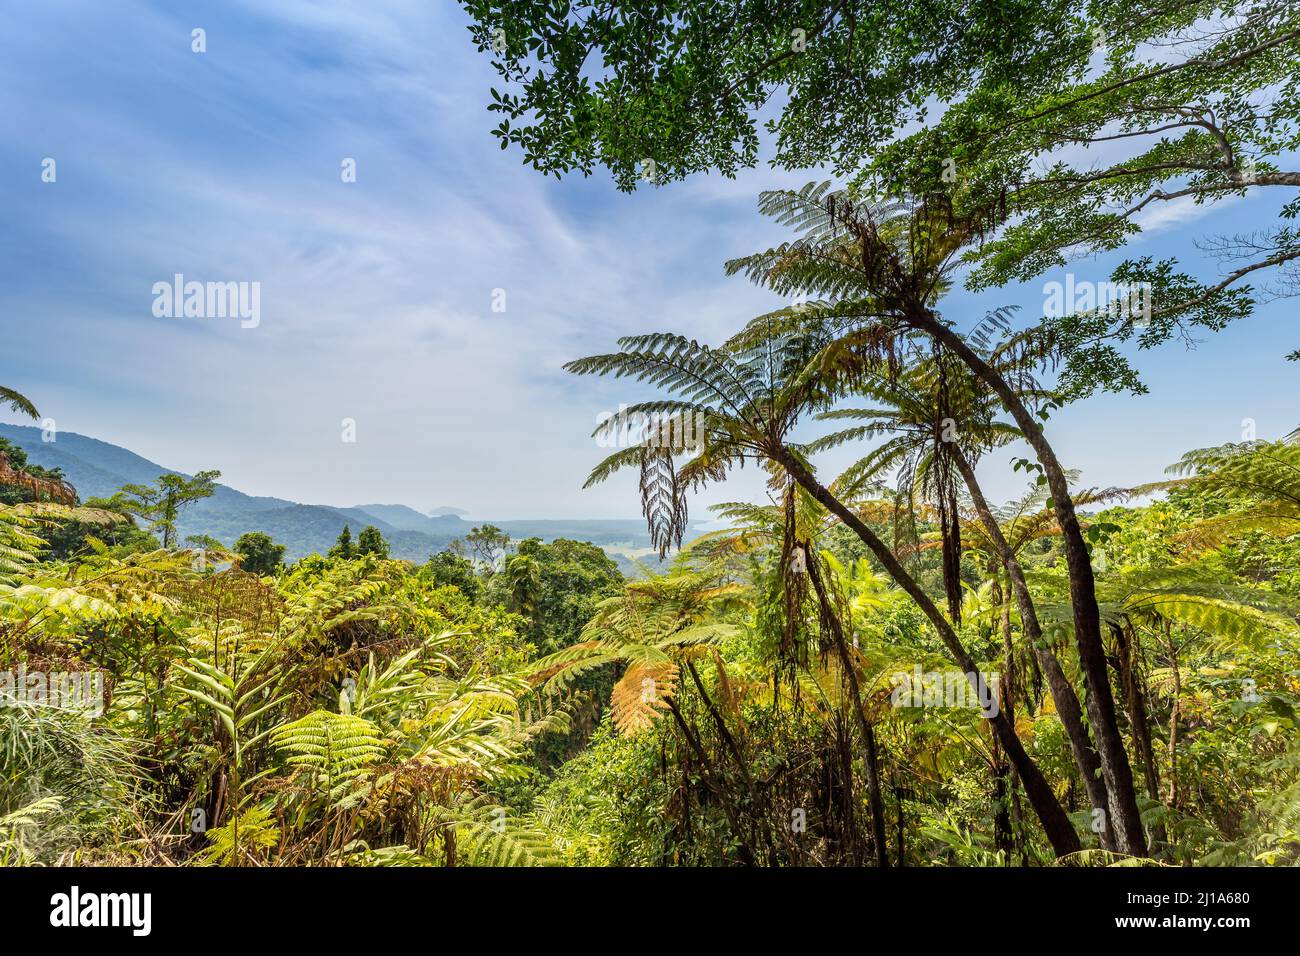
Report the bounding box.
[234,531,287,576]
[461,523,513,573]
[115,470,220,549]
[329,524,354,559]
[811,349,1123,847]
[355,526,390,558]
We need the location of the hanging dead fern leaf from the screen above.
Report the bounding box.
[639,447,687,558]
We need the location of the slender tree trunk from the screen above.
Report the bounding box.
[805,547,890,867]
[1010,769,1026,864]
[1166,637,1182,811]
[859,720,888,865]
[1113,622,1165,848]
[776,448,1082,856]
[443,825,456,867]
[991,735,1014,860]
[1025,640,1044,710]
[997,578,1015,731]
[920,316,1146,855]
[997,592,1029,860]
[893,768,906,866]
[991,583,1016,860]
[665,697,757,866]
[951,447,1116,850]
[685,661,751,787]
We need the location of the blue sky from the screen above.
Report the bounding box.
[1,1,1296,520]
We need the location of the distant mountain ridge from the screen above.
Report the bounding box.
[0,424,659,564]
[349,503,466,535]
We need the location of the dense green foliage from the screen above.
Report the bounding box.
[234,532,287,576]
[439,0,1299,866]
[4,432,1297,865]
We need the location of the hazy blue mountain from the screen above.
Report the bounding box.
[352,503,468,535]
[0,423,661,563]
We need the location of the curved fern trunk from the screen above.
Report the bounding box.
[805,547,890,867]
[951,448,1117,851]
[915,312,1147,856]
[775,448,1082,857]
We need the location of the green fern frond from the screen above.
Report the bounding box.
[271,710,386,801]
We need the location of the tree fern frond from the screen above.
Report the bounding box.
[271,710,386,802]
[438,797,561,866]
[611,661,678,736]
[0,386,39,420]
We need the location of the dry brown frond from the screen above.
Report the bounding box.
[611,661,678,736]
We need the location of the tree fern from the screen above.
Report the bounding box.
[530,570,740,735]
[1168,442,1300,551]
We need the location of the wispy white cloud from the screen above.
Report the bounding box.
[1,0,1294,524]
[0,0,790,518]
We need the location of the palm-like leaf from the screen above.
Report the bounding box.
[0,387,38,420]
